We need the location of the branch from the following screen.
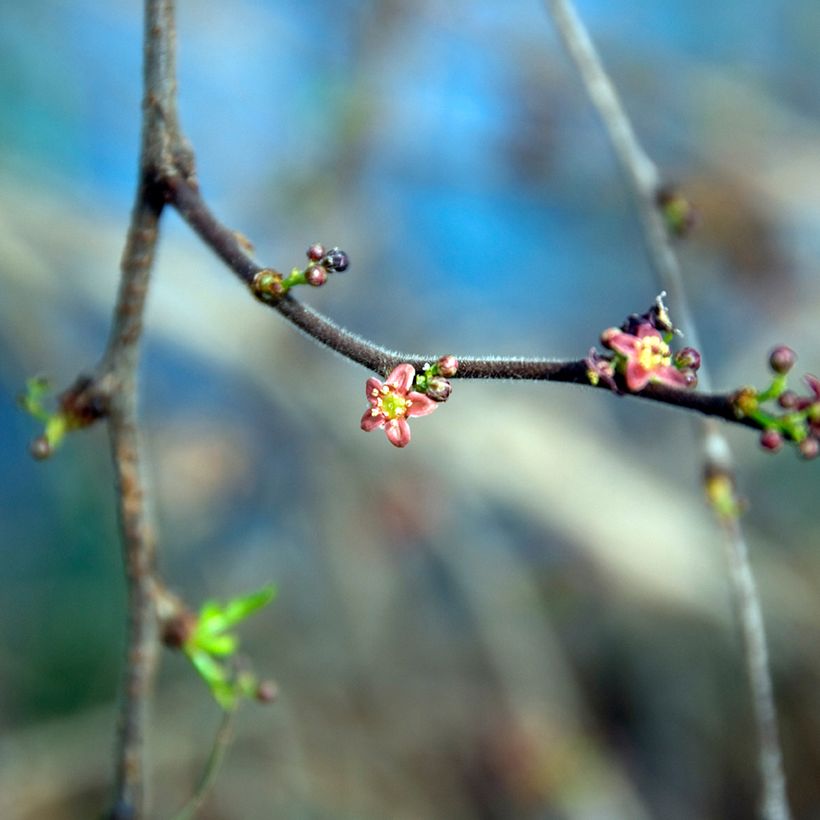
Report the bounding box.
[167,173,768,434]
[544,3,791,818]
[100,1,185,817]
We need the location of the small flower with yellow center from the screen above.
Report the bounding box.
[601,323,691,392]
[361,364,438,448]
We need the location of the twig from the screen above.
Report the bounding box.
[167,173,770,435]
[104,195,163,820]
[100,1,186,817]
[543,2,791,818]
[170,709,238,820]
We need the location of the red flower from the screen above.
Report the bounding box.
[601,323,691,392]
[360,364,438,448]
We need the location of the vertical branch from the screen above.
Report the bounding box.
[101,2,182,817]
[722,514,790,820]
[104,194,163,820]
[544,0,704,363]
[543,3,791,819]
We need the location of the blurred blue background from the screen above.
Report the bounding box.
[3,1,820,818]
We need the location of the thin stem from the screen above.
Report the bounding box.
[544,2,790,818]
[170,710,238,820]
[103,1,181,817]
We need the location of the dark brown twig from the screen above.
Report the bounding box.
[168,173,767,434]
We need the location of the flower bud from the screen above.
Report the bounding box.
[305,265,328,287]
[681,370,698,389]
[732,386,758,417]
[656,186,698,238]
[778,390,798,409]
[436,354,459,378]
[252,269,285,301]
[323,247,349,272]
[769,346,796,375]
[759,429,783,453]
[30,435,51,460]
[306,243,326,262]
[799,437,819,460]
[425,376,452,402]
[675,347,701,371]
[256,680,279,703]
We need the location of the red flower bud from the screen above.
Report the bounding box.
[426,376,452,402]
[306,243,326,262]
[305,265,328,287]
[436,354,459,377]
[675,347,701,371]
[759,430,783,453]
[769,346,796,375]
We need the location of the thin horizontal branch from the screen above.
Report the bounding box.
[166,174,765,432]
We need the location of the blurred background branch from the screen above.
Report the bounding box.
[544,2,790,818]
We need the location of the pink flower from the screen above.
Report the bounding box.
[601,323,691,392]
[361,364,438,448]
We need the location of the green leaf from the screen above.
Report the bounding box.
[197,601,229,636]
[218,586,277,630]
[188,648,227,686]
[196,585,276,636]
[197,633,238,657]
[19,377,51,422]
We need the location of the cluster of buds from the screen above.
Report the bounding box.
[252,243,350,301]
[586,294,700,393]
[361,355,459,448]
[415,354,459,402]
[733,346,819,459]
[303,242,349,287]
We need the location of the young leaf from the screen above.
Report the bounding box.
[218,585,277,630]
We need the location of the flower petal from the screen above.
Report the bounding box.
[385,417,411,448]
[602,328,639,356]
[624,360,651,392]
[805,374,820,400]
[405,392,438,418]
[634,323,662,340]
[653,366,690,389]
[365,377,383,400]
[361,409,384,432]
[385,364,415,393]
